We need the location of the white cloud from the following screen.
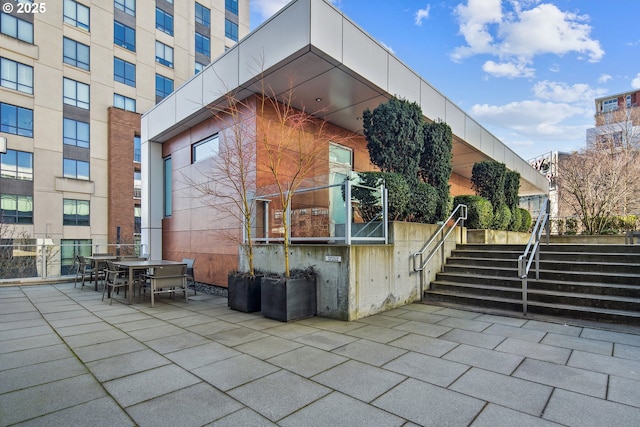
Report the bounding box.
[451,1,604,76]
[532,81,607,105]
[632,73,640,89]
[415,5,431,26]
[482,60,534,78]
[598,74,612,83]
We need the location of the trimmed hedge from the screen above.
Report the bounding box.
[453,195,493,229]
[492,203,512,230]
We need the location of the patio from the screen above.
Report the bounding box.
[1,282,640,426]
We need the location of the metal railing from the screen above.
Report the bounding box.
[517,198,550,315]
[412,204,467,299]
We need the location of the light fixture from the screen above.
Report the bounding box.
[315,97,322,102]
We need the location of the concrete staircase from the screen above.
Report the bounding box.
[425,244,640,324]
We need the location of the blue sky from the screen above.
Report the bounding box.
[250,0,640,162]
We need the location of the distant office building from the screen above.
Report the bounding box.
[0,0,249,273]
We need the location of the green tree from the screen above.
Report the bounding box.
[452,195,493,229]
[420,120,453,221]
[406,182,438,223]
[471,161,506,208]
[504,170,521,209]
[352,172,410,221]
[362,97,424,184]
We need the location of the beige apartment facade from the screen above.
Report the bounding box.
[0,0,249,275]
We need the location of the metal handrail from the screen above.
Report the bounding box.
[517,198,550,315]
[412,204,467,299]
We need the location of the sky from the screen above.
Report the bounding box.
[249,0,640,162]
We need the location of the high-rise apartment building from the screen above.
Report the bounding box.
[0,0,249,274]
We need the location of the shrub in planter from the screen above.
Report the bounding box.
[453,195,493,229]
[406,182,438,223]
[228,271,264,313]
[261,267,317,322]
[519,208,532,233]
[509,206,522,232]
[492,203,512,231]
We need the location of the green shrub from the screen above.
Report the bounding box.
[509,207,522,232]
[352,172,410,221]
[519,208,532,232]
[566,218,578,235]
[453,195,493,229]
[492,203,512,230]
[407,182,438,223]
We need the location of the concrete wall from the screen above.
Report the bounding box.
[467,229,532,244]
[250,222,464,321]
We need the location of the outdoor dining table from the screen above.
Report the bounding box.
[85,255,118,291]
[112,259,186,304]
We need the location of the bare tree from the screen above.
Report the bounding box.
[0,221,37,279]
[558,146,640,234]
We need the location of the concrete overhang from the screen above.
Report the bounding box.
[142,0,549,196]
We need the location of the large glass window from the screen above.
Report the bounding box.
[134,206,141,233]
[0,13,34,43]
[63,0,90,31]
[0,102,33,137]
[114,21,136,52]
[63,37,90,71]
[60,239,91,275]
[163,157,172,217]
[192,135,218,163]
[134,171,141,198]
[114,0,135,16]
[155,41,173,68]
[63,199,90,226]
[225,0,238,15]
[155,74,173,100]
[195,33,210,57]
[114,57,135,87]
[114,93,136,112]
[225,19,238,42]
[0,194,33,224]
[195,61,206,74]
[195,3,210,27]
[63,158,90,180]
[155,7,173,36]
[63,78,90,109]
[63,118,90,148]
[0,57,33,94]
[602,98,618,113]
[1,149,33,180]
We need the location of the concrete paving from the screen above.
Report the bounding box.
[1,282,640,426]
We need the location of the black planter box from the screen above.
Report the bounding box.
[261,276,317,322]
[228,274,263,313]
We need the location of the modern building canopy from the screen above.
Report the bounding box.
[142,0,548,196]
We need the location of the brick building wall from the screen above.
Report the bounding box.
[107,107,141,251]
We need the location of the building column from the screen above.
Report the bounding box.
[140,126,164,259]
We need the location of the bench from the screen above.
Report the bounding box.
[146,264,188,307]
[626,231,640,245]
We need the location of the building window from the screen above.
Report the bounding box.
[192,135,218,163]
[626,95,632,108]
[114,21,136,52]
[0,13,34,43]
[163,157,172,217]
[155,7,173,36]
[195,33,210,57]
[114,0,135,16]
[134,206,141,233]
[225,19,239,42]
[114,93,136,112]
[195,62,206,74]
[134,171,141,198]
[155,41,173,68]
[63,199,90,226]
[63,158,89,180]
[225,0,238,15]
[602,98,618,113]
[114,57,136,87]
[195,3,210,27]
[0,194,33,224]
[60,239,91,275]
[0,102,33,137]
[155,74,173,101]
[63,118,90,148]
[134,135,141,162]
[63,78,90,109]
[1,57,33,94]
[0,149,33,180]
[63,37,90,71]
[63,0,90,31]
